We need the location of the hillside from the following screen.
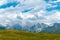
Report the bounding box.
[0,30,60,40]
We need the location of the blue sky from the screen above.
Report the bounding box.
[0,0,60,12]
[0,0,60,27]
[0,2,19,9]
[45,0,60,11]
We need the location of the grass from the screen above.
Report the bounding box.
[0,30,60,40]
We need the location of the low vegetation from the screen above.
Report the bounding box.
[0,30,60,40]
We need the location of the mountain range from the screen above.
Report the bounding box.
[0,23,60,33]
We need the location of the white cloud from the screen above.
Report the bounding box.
[0,0,60,31]
[0,0,7,5]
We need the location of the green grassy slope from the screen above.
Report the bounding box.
[0,30,60,40]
